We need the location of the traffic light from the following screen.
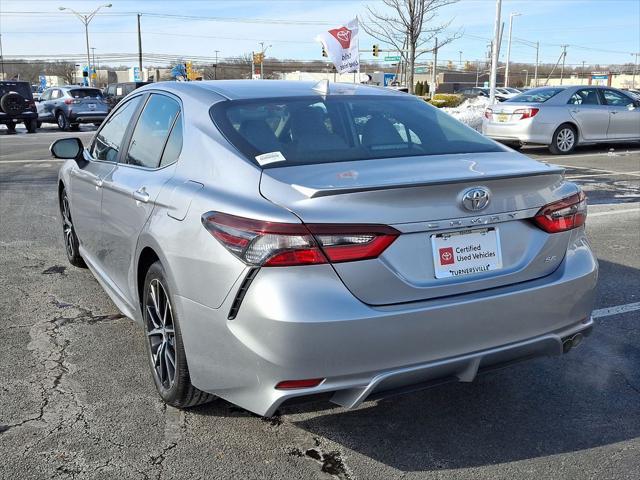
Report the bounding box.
[372,44,380,57]
[322,46,328,58]
[253,52,264,64]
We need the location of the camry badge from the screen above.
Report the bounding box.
[461,187,491,211]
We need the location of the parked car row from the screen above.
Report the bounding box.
[482,85,640,154]
[456,86,524,102]
[0,80,151,133]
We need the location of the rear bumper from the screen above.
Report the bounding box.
[176,230,598,416]
[0,111,38,122]
[482,118,555,144]
[68,112,108,123]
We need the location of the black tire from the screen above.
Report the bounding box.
[37,121,42,128]
[142,261,215,408]
[70,123,80,131]
[549,124,577,155]
[25,119,37,133]
[502,141,523,151]
[56,111,70,131]
[5,122,16,134]
[0,92,25,115]
[60,188,86,268]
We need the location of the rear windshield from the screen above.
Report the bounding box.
[69,88,103,99]
[506,87,564,103]
[0,82,32,98]
[211,95,502,168]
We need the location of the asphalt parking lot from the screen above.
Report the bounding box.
[1,125,639,480]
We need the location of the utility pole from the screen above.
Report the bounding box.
[489,0,502,105]
[533,41,539,87]
[581,60,586,85]
[251,51,255,79]
[137,13,143,77]
[431,37,438,95]
[632,52,640,89]
[59,4,112,87]
[558,45,568,85]
[214,50,220,80]
[91,47,97,85]
[0,34,4,80]
[475,60,480,86]
[504,12,521,87]
[458,50,463,69]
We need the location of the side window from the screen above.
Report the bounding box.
[41,90,51,101]
[50,89,60,100]
[125,94,180,169]
[123,84,135,95]
[568,89,600,105]
[160,113,183,167]
[91,96,143,162]
[107,85,116,96]
[602,89,634,107]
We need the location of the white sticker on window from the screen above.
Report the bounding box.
[255,151,286,166]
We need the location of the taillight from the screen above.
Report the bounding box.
[513,107,539,120]
[64,99,81,105]
[532,191,587,233]
[201,212,399,267]
[484,108,493,119]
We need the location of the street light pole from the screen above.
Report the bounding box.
[533,41,539,87]
[258,42,271,79]
[489,0,502,105]
[504,12,521,87]
[632,52,640,89]
[521,69,528,87]
[214,50,220,80]
[0,34,5,80]
[59,3,112,87]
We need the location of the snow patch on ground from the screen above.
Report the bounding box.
[441,97,491,131]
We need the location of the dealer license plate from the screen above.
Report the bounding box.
[431,228,503,279]
[497,113,508,122]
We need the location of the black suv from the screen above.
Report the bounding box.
[0,81,38,133]
[103,82,150,111]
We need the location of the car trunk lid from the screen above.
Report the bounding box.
[259,151,574,305]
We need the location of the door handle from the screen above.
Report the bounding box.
[610,111,618,115]
[93,179,103,188]
[133,187,150,203]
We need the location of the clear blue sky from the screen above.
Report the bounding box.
[1,0,639,67]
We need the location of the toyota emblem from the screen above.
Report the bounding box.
[461,187,491,211]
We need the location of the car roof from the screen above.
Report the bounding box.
[138,80,409,101]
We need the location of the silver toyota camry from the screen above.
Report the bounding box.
[50,80,597,416]
[482,85,640,154]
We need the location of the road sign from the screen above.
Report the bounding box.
[415,67,427,73]
[384,55,401,61]
[133,66,142,81]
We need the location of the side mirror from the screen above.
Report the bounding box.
[50,138,84,161]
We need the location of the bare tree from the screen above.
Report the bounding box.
[46,62,77,85]
[363,0,460,93]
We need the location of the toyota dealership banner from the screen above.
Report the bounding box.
[316,17,360,74]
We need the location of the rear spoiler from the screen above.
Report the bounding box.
[291,166,565,199]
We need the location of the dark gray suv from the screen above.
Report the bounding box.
[0,81,38,133]
[37,86,109,130]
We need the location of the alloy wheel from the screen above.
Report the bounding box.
[146,279,177,390]
[556,128,575,152]
[61,193,74,259]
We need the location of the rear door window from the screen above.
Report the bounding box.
[568,89,601,105]
[91,96,143,162]
[50,89,61,100]
[125,94,180,169]
[507,87,564,103]
[69,88,103,99]
[0,82,32,97]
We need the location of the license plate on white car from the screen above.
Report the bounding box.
[497,113,508,122]
[88,103,96,109]
[431,228,503,279]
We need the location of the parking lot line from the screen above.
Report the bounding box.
[0,159,65,164]
[588,207,640,217]
[532,149,640,162]
[592,302,640,319]
[566,171,640,179]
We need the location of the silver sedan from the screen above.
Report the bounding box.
[482,85,640,154]
[50,80,597,416]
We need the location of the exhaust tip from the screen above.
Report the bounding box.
[562,333,585,354]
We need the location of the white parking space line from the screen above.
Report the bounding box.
[592,302,640,319]
[0,159,64,164]
[567,171,640,179]
[532,149,640,162]
[588,207,640,217]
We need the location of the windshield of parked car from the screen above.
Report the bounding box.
[211,95,503,168]
[69,88,103,99]
[506,87,564,103]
